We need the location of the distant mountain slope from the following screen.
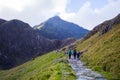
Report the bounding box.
[76,14,120,79]
[52,38,76,48]
[0,19,58,69]
[34,16,89,40]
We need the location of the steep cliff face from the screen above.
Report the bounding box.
[34,16,89,40]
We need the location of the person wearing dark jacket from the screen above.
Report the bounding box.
[77,51,81,60]
[73,49,77,59]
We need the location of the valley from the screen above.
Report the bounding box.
[0,14,120,80]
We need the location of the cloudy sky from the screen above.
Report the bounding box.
[0,0,120,30]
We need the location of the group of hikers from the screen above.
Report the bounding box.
[55,48,82,60]
[67,48,81,60]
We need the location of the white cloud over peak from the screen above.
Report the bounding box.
[52,0,67,13]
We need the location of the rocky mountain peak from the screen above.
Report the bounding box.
[34,16,89,40]
[50,16,61,20]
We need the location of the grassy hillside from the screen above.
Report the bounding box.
[0,52,75,80]
[76,24,120,79]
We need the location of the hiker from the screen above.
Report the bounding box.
[67,49,72,59]
[77,51,81,60]
[56,49,59,53]
[73,49,77,59]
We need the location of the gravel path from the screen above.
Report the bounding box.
[68,57,106,80]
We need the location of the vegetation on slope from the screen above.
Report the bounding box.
[0,52,75,80]
[76,24,120,79]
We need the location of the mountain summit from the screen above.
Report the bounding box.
[34,16,89,40]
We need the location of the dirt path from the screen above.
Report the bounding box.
[68,56,106,80]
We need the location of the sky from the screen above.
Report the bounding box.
[0,0,120,30]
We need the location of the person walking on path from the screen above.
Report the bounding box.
[67,49,72,59]
[73,49,77,59]
[77,51,81,60]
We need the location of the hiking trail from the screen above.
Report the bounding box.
[68,56,106,80]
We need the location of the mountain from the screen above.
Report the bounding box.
[34,16,89,40]
[75,14,120,79]
[0,19,58,69]
[0,19,76,69]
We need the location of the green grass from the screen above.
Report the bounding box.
[0,52,75,80]
[77,24,120,79]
